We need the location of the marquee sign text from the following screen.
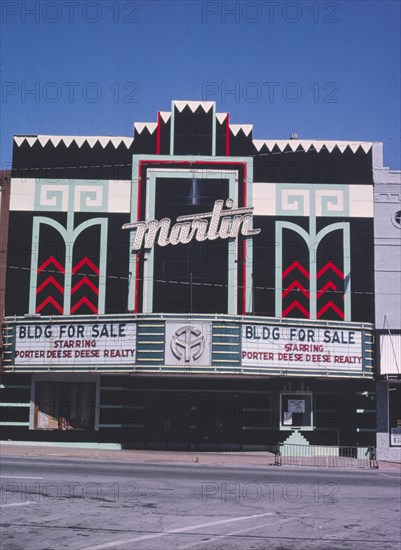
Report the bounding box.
[242,325,364,371]
[14,322,137,365]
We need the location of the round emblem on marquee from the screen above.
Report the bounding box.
[171,325,206,363]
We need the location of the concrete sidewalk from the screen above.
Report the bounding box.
[0,442,277,467]
[1,442,400,472]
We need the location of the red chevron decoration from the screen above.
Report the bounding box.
[72,257,99,275]
[317,301,344,320]
[71,257,99,315]
[282,300,310,318]
[70,296,98,314]
[317,261,344,280]
[317,261,345,320]
[36,257,65,314]
[282,260,310,318]
[35,257,100,314]
[36,276,64,295]
[37,256,65,274]
[317,280,337,300]
[71,276,99,295]
[282,260,310,280]
[36,295,63,314]
[282,280,310,299]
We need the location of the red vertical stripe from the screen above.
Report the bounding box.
[156,112,161,154]
[225,113,230,156]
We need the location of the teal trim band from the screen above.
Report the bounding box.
[228,171,238,314]
[98,219,108,314]
[212,322,240,366]
[343,223,351,321]
[0,403,30,407]
[128,160,140,312]
[137,321,165,364]
[142,169,157,313]
[0,422,30,426]
[29,217,40,314]
[64,208,74,314]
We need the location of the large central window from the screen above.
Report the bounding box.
[153,178,229,313]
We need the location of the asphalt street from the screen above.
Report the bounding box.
[1,455,400,550]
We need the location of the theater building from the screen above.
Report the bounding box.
[1,101,377,450]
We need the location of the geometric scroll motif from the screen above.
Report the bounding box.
[34,179,108,213]
[277,184,349,218]
[29,180,108,315]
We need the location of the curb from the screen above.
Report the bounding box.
[2,443,400,472]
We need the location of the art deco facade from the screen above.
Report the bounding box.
[0,101,383,452]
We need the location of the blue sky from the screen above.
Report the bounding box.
[1,0,400,168]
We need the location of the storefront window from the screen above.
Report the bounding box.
[33,382,96,431]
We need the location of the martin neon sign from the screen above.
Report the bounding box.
[122,199,261,253]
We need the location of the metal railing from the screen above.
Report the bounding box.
[275,444,377,469]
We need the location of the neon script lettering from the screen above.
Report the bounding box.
[122,199,261,252]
